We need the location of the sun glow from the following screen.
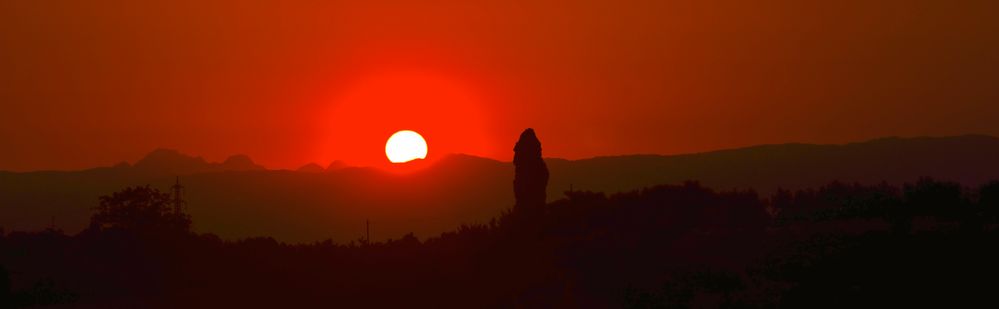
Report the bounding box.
[385,130,428,163]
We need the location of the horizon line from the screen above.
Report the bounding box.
[2,133,995,173]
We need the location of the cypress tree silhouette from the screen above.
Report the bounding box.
[513,128,549,216]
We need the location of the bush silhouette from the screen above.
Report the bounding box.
[903,177,967,219]
[979,181,999,221]
[3,176,999,307]
[87,185,191,234]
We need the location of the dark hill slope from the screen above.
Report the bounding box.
[2,135,998,242]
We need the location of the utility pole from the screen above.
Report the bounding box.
[366,219,370,243]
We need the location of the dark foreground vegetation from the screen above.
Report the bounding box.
[3,178,999,308]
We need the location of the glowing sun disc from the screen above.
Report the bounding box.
[385,130,428,163]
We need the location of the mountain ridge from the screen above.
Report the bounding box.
[3,134,999,243]
[4,134,995,174]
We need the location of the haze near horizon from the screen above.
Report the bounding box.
[2,0,998,171]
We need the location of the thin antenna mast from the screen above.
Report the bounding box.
[171,177,186,214]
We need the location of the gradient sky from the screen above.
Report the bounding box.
[2,0,998,171]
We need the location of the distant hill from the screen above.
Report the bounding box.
[547,134,999,196]
[296,163,326,173]
[133,148,265,175]
[2,135,999,243]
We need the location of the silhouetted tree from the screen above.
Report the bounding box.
[88,185,191,234]
[6,168,999,307]
[903,177,966,218]
[979,181,999,222]
[774,181,900,222]
[13,278,77,307]
[0,266,75,308]
[886,203,914,235]
[513,128,549,216]
[770,188,793,219]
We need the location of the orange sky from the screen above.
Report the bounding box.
[2,0,998,171]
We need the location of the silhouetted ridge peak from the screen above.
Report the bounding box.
[297,163,325,173]
[133,148,265,175]
[421,154,507,174]
[134,148,209,172]
[440,153,501,164]
[326,160,348,171]
[221,154,264,171]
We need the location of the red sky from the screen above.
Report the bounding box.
[2,0,998,171]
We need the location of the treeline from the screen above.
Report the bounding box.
[773,178,999,229]
[2,178,999,307]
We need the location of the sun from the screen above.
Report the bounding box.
[385,130,428,163]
